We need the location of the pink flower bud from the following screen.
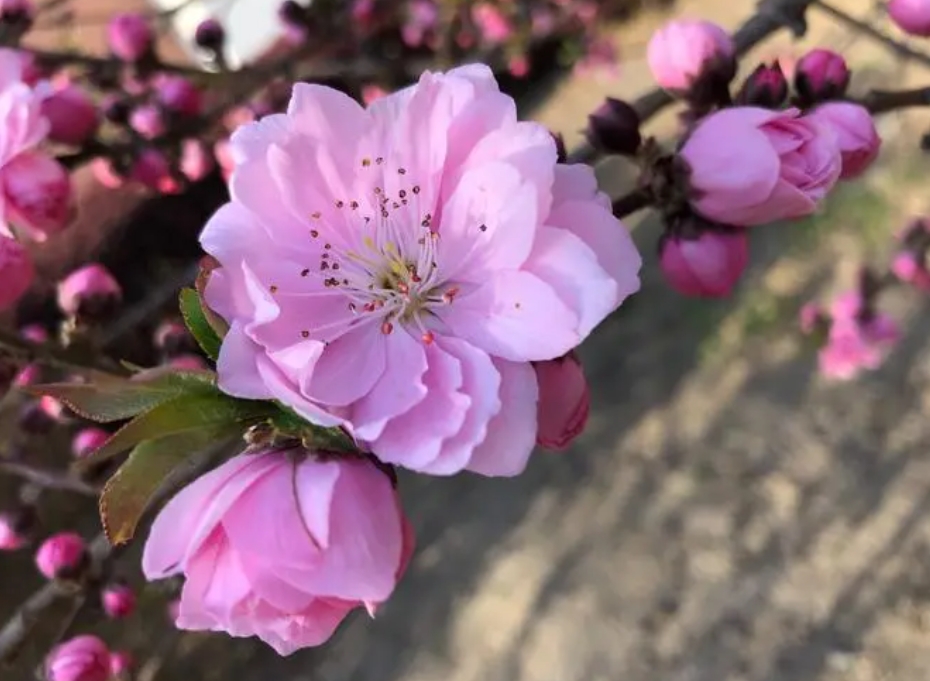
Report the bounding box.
[101,582,136,619]
[891,251,930,290]
[647,20,735,94]
[535,352,589,450]
[794,49,850,105]
[129,104,165,140]
[107,13,153,62]
[180,139,215,182]
[1,152,74,242]
[154,75,202,117]
[799,302,824,334]
[39,394,67,421]
[659,229,748,298]
[45,635,110,681]
[213,139,234,181]
[35,532,87,579]
[194,18,225,52]
[153,319,191,355]
[167,354,208,371]
[0,510,29,550]
[57,263,122,319]
[472,3,512,44]
[736,62,788,108]
[108,651,133,678]
[402,0,438,47]
[41,85,99,146]
[129,148,178,193]
[808,102,880,180]
[91,158,124,189]
[888,0,930,36]
[586,98,642,156]
[72,427,109,459]
[0,235,33,310]
[13,362,41,387]
[0,0,33,25]
[508,54,529,78]
[20,323,47,343]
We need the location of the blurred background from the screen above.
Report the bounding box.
[4,0,930,680]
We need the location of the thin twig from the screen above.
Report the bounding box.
[0,461,99,496]
[860,85,930,113]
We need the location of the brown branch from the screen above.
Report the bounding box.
[860,85,930,114]
[813,0,930,69]
[0,461,99,496]
[612,187,655,219]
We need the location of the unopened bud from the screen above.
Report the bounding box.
[794,49,850,106]
[101,582,136,619]
[0,0,34,27]
[107,13,153,62]
[108,651,133,679]
[45,635,110,681]
[0,508,33,550]
[659,218,748,298]
[35,531,87,580]
[57,263,122,321]
[585,98,642,156]
[194,18,225,52]
[42,85,99,146]
[154,75,202,117]
[647,19,736,104]
[736,62,788,108]
[72,427,109,459]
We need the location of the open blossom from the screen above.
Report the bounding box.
[143,449,412,654]
[808,102,880,180]
[201,65,641,477]
[818,292,899,380]
[681,107,842,226]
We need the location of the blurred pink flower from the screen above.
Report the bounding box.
[101,582,136,619]
[45,635,110,681]
[57,263,122,317]
[129,148,179,193]
[681,107,841,226]
[129,104,166,139]
[888,0,930,36]
[108,651,134,678]
[402,0,438,47]
[646,19,734,92]
[143,449,413,654]
[808,102,880,179]
[472,3,512,44]
[36,532,86,579]
[535,352,589,449]
[1,151,74,241]
[180,139,215,182]
[818,292,899,380]
[201,66,641,476]
[891,251,930,290]
[574,36,620,78]
[0,234,33,310]
[154,75,203,117]
[107,13,153,62]
[72,427,109,459]
[0,511,27,550]
[41,83,99,146]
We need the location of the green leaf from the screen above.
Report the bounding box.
[99,426,238,545]
[77,391,275,470]
[28,371,217,423]
[179,288,223,361]
[269,405,357,453]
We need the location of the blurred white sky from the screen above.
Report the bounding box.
[148,0,311,68]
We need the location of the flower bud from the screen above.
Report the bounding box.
[1,152,74,242]
[129,104,165,140]
[45,635,110,681]
[108,651,133,678]
[168,354,208,371]
[18,400,54,433]
[659,227,748,298]
[0,235,33,311]
[194,18,225,52]
[20,323,48,343]
[39,394,67,421]
[13,362,41,387]
[57,263,122,320]
[0,509,32,550]
[0,0,34,27]
[35,532,87,580]
[101,582,136,619]
[888,0,930,36]
[279,1,307,29]
[180,139,215,182]
[41,85,99,146]
[154,75,202,117]
[535,352,589,450]
[471,3,512,44]
[891,251,930,290]
[107,13,153,62]
[153,319,192,355]
[794,49,850,106]
[72,427,109,459]
[736,62,788,108]
[585,97,642,156]
[808,102,881,180]
[129,148,178,193]
[647,19,735,101]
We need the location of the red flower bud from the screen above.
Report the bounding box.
[0,235,33,311]
[35,532,87,580]
[794,49,850,106]
[736,62,788,108]
[72,427,109,459]
[586,98,642,156]
[101,582,136,619]
[194,18,225,52]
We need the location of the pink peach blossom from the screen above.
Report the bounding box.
[646,19,734,92]
[108,651,133,677]
[891,251,930,290]
[180,139,215,182]
[818,292,899,380]
[535,352,589,449]
[681,106,841,226]
[201,65,641,477]
[129,104,165,139]
[808,102,880,179]
[143,449,413,654]
[0,234,33,310]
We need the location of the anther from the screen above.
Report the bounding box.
[381,321,393,334]
[422,331,435,345]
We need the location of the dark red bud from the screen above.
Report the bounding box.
[736,62,788,108]
[585,98,642,156]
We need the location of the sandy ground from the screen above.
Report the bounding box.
[6,1,930,680]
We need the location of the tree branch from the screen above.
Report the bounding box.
[0,461,99,496]
[860,85,930,114]
[0,329,125,378]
